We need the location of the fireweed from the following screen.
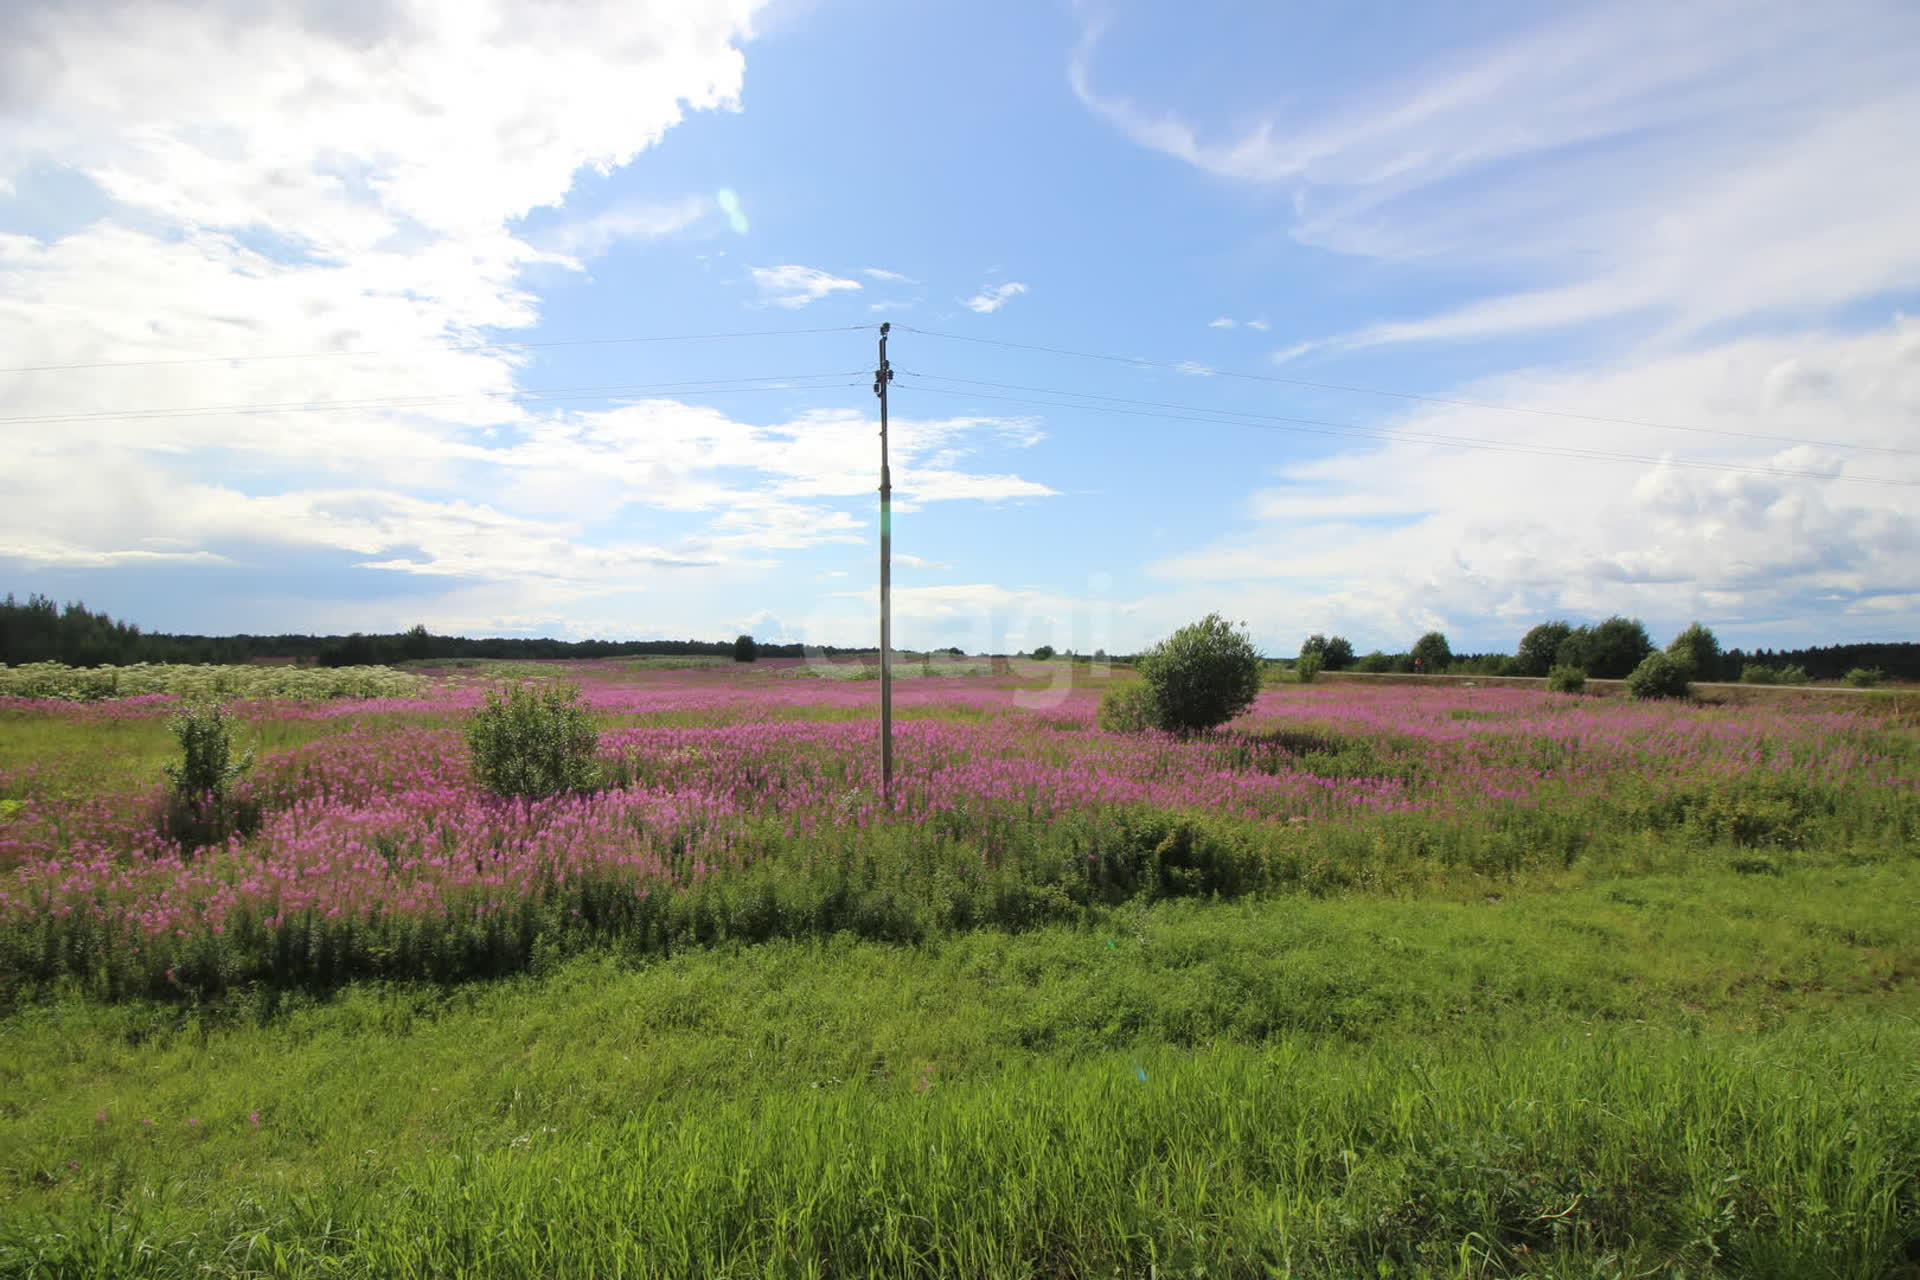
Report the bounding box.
[1,667,1914,997]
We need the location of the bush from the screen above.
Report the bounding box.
[1740,664,1778,685]
[1356,650,1394,673]
[465,680,601,798]
[1666,622,1722,682]
[1030,644,1056,661]
[1778,664,1812,686]
[1096,681,1159,733]
[1845,667,1885,688]
[1294,652,1323,684]
[1135,613,1263,735]
[1323,636,1354,670]
[1410,631,1452,673]
[1586,616,1654,679]
[733,634,758,663]
[1516,621,1574,677]
[1545,665,1587,694]
[1626,652,1691,701]
[160,699,256,848]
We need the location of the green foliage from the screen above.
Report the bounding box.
[1029,644,1056,661]
[464,681,601,799]
[1322,635,1354,670]
[1779,664,1812,685]
[1626,651,1692,701]
[1665,621,1722,681]
[1355,650,1393,673]
[159,700,257,849]
[1846,666,1885,688]
[1516,620,1574,676]
[1095,681,1158,733]
[732,634,758,663]
[1135,613,1263,734]
[1298,634,1327,662]
[0,661,425,702]
[1585,615,1654,678]
[1741,663,1779,685]
[1545,664,1587,694]
[1409,631,1451,672]
[1293,652,1322,684]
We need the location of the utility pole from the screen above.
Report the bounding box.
[874,322,895,802]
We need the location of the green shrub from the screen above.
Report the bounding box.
[1030,644,1056,661]
[465,680,601,798]
[1410,631,1451,672]
[160,699,257,848]
[1136,614,1264,735]
[1322,636,1354,670]
[1740,664,1778,685]
[1294,652,1323,684]
[1545,665,1586,694]
[1778,664,1811,686]
[1626,652,1691,701]
[1845,667,1884,688]
[1355,650,1394,673]
[1096,682,1159,733]
[733,634,758,663]
[1665,622,1722,682]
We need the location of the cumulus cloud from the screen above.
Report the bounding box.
[1142,318,1920,649]
[963,282,1028,313]
[0,0,1061,626]
[749,263,863,309]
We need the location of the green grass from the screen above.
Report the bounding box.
[3,862,1918,1277]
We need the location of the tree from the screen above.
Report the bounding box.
[1410,631,1452,672]
[1135,613,1264,735]
[733,634,758,663]
[1555,626,1592,673]
[465,680,600,798]
[1585,616,1653,679]
[1665,622,1721,682]
[1299,634,1328,662]
[1322,636,1355,671]
[1516,621,1573,677]
[1030,644,1056,661]
[401,623,434,662]
[1626,652,1691,700]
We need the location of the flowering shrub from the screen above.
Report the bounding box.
[0,661,426,701]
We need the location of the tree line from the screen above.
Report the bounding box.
[1297,619,1916,683]
[0,595,855,668]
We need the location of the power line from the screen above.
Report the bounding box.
[895,372,1920,490]
[0,324,874,376]
[897,324,1920,459]
[0,372,867,428]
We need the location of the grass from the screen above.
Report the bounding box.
[4,861,1918,1277]
[1,664,1917,1276]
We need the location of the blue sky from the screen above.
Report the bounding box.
[2,0,1917,656]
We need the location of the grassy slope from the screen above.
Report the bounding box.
[3,861,1917,1278]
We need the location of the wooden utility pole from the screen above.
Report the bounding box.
[875,322,895,801]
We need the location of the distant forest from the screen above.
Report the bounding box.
[2,593,1915,680]
[0,594,853,668]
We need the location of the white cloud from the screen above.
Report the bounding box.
[963,281,1028,314]
[541,196,711,260]
[1143,318,1920,649]
[862,267,917,284]
[0,0,1064,611]
[1208,317,1236,329]
[1073,2,1920,354]
[749,263,862,309]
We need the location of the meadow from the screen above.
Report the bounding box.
[0,659,1916,1277]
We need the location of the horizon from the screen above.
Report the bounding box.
[4,1,1917,656]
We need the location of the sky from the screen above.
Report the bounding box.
[2,0,1917,657]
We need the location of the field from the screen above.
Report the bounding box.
[1,660,1917,1278]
